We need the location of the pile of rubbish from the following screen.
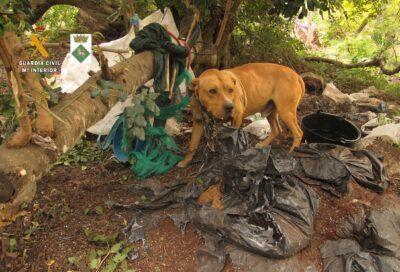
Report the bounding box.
[109,127,396,271]
[321,83,400,147]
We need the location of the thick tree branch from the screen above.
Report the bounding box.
[304,56,400,75]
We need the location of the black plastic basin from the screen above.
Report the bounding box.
[301,111,361,146]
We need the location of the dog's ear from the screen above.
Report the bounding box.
[188,78,199,94]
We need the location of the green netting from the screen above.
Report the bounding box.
[113,22,197,179]
[130,126,182,178]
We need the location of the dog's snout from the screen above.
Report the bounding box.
[224,102,234,111]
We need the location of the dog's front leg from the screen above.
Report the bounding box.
[232,111,243,128]
[178,119,203,168]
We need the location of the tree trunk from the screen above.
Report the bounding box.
[0,51,154,223]
[29,0,126,40]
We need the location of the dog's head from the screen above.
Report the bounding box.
[189,69,243,121]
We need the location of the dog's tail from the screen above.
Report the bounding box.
[298,76,306,98]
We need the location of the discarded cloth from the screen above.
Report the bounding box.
[130,23,189,94]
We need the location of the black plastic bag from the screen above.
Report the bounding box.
[187,147,319,258]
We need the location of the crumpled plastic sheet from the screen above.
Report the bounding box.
[295,143,388,196]
[320,197,400,272]
[195,234,227,272]
[225,244,318,272]
[110,127,391,271]
[187,147,319,258]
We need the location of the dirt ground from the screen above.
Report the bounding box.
[1,92,400,272]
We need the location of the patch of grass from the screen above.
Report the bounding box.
[386,83,400,100]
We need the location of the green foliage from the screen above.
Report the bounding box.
[86,243,135,272]
[232,3,305,69]
[313,0,400,65]
[39,5,79,42]
[83,228,119,246]
[124,88,160,142]
[386,83,400,100]
[91,79,126,101]
[68,256,81,266]
[24,221,40,240]
[8,238,17,253]
[84,205,104,215]
[0,0,31,36]
[270,0,340,18]
[55,139,106,166]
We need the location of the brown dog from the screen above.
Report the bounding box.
[178,63,305,168]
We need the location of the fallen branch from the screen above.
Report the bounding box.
[0,51,154,223]
[18,42,130,54]
[304,56,400,75]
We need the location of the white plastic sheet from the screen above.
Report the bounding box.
[84,8,191,135]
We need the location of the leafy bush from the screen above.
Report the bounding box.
[232,3,305,69]
[39,5,79,42]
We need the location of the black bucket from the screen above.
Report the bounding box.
[301,111,361,146]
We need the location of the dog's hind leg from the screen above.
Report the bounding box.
[256,110,280,148]
[277,109,303,152]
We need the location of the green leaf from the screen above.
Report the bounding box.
[83,227,91,237]
[124,106,134,116]
[92,234,108,244]
[96,249,107,257]
[148,92,159,100]
[68,256,80,265]
[9,238,16,253]
[100,88,110,99]
[118,92,128,102]
[125,117,135,129]
[91,88,101,98]
[94,205,103,215]
[101,259,117,272]
[88,249,99,269]
[132,104,145,114]
[89,257,100,270]
[110,242,122,254]
[134,115,147,127]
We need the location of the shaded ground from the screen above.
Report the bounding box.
[1,93,400,272]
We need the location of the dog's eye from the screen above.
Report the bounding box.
[209,89,217,94]
[228,88,234,93]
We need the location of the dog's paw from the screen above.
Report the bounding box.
[255,142,266,149]
[6,130,32,148]
[177,160,188,168]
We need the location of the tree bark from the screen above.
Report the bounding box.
[29,0,126,40]
[304,56,400,75]
[0,51,154,223]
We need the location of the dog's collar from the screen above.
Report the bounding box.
[193,91,214,122]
